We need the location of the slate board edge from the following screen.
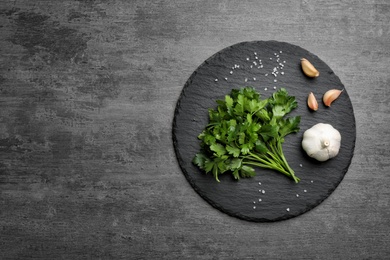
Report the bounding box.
[172,40,357,223]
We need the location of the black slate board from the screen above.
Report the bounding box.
[172,41,356,222]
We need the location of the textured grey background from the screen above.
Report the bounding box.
[0,0,389,259]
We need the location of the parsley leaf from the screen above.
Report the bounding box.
[193,87,301,183]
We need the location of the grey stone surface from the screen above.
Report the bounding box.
[0,0,389,259]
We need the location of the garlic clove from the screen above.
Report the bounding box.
[301,58,319,78]
[307,92,318,111]
[323,89,344,107]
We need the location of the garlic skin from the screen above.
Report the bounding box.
[323,89,343,107]
[302,123,341,162]
[301,58,319,78]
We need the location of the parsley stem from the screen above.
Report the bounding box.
[247,149,300,182]
[243,160,294,179]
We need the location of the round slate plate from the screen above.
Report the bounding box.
[172,41,356,222]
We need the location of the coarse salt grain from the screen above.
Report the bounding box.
[253,206,256,209]
[274,79,277,82]
[259,198,262,202]
[304,189,307,193]
[296,194,299,197]
[264,87,268,91]
[230,71,233,74]
[215,79,218,82]
[286,208,290,212]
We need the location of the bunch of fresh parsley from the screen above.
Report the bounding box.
[193,87,301,183]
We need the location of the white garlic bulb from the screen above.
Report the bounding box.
[302,123,341,162]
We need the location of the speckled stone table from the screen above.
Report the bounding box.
[1,1,389,259]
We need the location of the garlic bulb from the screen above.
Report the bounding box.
[302,123,341,162]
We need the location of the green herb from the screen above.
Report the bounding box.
[193,87,301,183]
